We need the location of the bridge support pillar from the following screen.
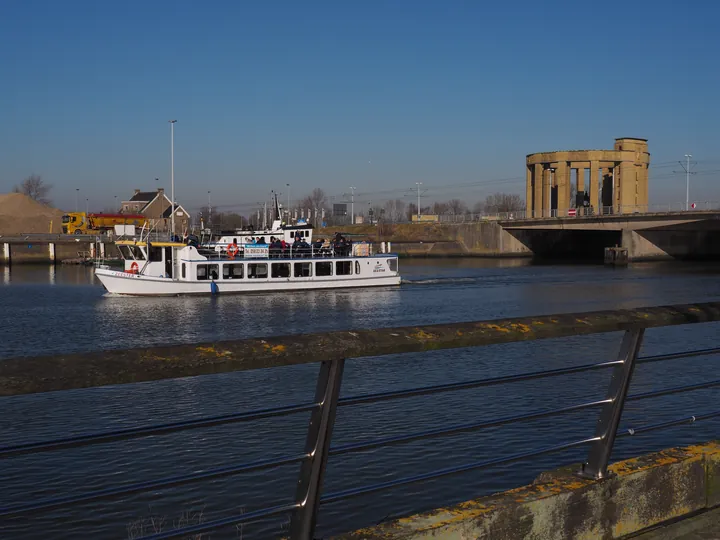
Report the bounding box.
[48,243,56,264]
[2,243,10,266]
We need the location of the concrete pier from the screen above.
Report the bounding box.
[2,242,9,265]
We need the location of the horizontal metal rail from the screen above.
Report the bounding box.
[321,436,600,504]
[339,359,623,407]
[637,347,720,364]
[618,410,720,437]
[0,402,319,459]
[3,301,720,396]
[330,398,610,456]
[628,379,720,402]
[0,453,308,518]
[140,501,301,540]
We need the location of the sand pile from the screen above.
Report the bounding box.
[0,193,65,235]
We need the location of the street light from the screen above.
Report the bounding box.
[416,182,422,220]
[169,120,177,238]
[75,189,79,212]
[349,186,356,225]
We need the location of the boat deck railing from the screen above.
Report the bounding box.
[2,303,720,539]
[193,245,378,261]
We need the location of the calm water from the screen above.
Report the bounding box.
[1,260,720,539]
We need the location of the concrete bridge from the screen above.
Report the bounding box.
[1,302,719,539]
[0,233,117,265]
[499,210,720,261]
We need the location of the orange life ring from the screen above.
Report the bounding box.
[129,261,139,274]
[227,243,240,259]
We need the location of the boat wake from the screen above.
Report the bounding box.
[401,277,484,285]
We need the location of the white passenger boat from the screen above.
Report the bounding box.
[94,237,400,296]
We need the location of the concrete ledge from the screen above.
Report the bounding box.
[334,441,720,540]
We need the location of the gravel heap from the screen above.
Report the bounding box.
[0,193,65,235]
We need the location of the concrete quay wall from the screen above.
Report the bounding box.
[349,222,532,258]
[334,440,720,540]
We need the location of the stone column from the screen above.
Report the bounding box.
[557,162,570,214]
[526,165,533,218]
[534,164,543,218]
[543,167,552,217]
[590,161,599,211]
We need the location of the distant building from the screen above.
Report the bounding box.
[526,137,650,218]
[120,188,189,234]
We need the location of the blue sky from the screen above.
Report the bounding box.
[1,0,718,213]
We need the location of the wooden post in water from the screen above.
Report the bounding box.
[48,243,56,264]
[2,243,10,266]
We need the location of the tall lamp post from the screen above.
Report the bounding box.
[169,120,177,237]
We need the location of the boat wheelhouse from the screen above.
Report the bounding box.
[95,238,400,296]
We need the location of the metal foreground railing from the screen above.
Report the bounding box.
[2,303,720,539]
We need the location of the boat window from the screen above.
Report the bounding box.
[129,246,146,260]
[271,263,291,278]
[149,246,163,262]
[248,263,268,279]
[388,259,398,272]
[208,264,219,280]
[336,261,352,276]
[294,262,312,277]
[197,265,208,280]
[223,263,244,279]
[118,245,132,259]
[182,263,186,279]
[355,261,360,274]
[316,261,333,276]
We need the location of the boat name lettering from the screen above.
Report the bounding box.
[244,244,269,258]
[373,262,386,273]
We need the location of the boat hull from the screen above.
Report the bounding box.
[94,268,401,296]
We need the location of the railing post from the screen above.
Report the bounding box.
[290,359,345,539]
[579,329,645,479]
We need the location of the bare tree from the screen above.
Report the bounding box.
[14,174,53,205]
[447,199,468,215]
[432,201,449,214]
[482,193,525,214]
[383,199,406,222]
[298,188,328,212]
[406,202,417,221]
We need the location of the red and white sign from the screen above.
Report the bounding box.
[691,203,696,209]
[567,208,577,217]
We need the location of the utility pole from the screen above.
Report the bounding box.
[416,182,423,220]
[169,120,177,237]
[349,186,356,225]
[207,190,211,228]
[674,154,696,211]
[86,198,89,214]
[75,188,79,212]
[286,183,291,222]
